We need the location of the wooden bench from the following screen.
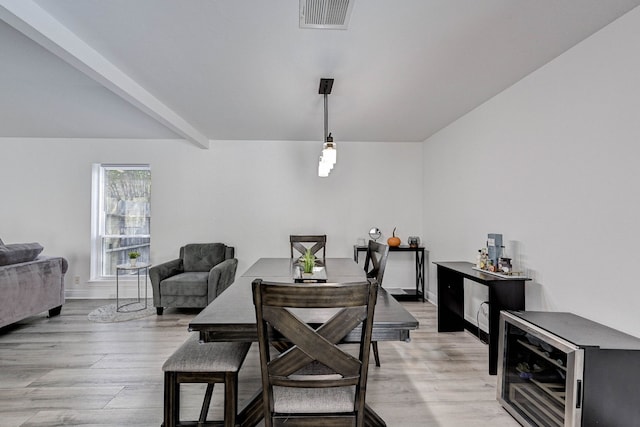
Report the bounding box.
[162,334,251,427]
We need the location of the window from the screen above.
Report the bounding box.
[91,164,151,279]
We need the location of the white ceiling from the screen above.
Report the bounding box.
[1,0,639,148]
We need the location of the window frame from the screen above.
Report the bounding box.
[90,163,151,280]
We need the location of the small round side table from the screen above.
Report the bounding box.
[116,263,151,312]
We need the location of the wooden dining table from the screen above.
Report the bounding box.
[188,257,420,427]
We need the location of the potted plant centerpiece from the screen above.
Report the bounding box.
[128,251,140,267]
[300,249,316,277]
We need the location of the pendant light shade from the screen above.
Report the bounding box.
[322,133,336,165]
[318,157,331,177]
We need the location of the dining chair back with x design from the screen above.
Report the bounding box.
[363,240,389,367]
[364,240,389,285]
[289,234,327,263]
[252,278,379,427]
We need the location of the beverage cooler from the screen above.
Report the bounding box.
[497,311,640,427]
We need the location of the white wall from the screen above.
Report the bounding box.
[0,138,423,298]
[423,7,640,337]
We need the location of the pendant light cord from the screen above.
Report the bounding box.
[324,93,329,142]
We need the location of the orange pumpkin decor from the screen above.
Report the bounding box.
[387,227,401,247]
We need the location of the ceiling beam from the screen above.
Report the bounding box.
[0,0,210,149]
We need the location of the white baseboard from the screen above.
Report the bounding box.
[65,279,151,300]
[426,290,437,303]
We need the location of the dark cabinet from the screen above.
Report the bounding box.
[498,311,640,426]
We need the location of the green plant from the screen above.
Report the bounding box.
[128,251,140,259]
[300,249,316,274]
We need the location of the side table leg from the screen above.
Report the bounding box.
[137,268,141,304]
[116,268,120,312]
[144,266,148,309]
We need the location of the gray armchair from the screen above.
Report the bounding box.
[150,243,238,315]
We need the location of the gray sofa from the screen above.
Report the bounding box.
[0,241,68,328]
[149,243,238,315]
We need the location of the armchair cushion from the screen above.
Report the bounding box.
[161,272,209,296]
[182,243,226,272]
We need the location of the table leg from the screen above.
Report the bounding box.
[423,250,429,302]
[415,249,425,302]
[237,390,264,427]
[365,403,387,426]
[436,266,465,332]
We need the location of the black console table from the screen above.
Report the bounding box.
[354,245,427,302]
[434,261,529,374]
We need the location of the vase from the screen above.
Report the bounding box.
[129,259,137,267]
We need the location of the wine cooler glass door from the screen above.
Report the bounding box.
[498,312,583,427]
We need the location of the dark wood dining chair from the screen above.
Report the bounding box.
[364,240,389,367]
[252,278,379,427]
[289,234,327,263]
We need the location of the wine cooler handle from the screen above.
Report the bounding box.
[576,380,582,409]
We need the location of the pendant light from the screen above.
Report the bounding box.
[318,78,336,177]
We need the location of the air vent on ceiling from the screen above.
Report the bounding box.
[299,0,354,30]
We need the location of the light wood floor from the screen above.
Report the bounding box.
[0,299,520,427]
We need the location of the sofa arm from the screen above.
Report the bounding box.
[149,258,183,306]
[207,258,238,301]
[60,257,69,274]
